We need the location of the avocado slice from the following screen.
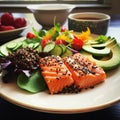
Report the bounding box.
[82,44,110,56]
[82,38,117,57]
[80,43,120,71]
[91,38,116,48]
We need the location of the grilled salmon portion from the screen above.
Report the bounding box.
[39,55,74,94]
[63,53,106,89]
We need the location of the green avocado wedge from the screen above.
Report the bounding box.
[80,43,120,71]
[91,38,117,48]
[82,38,117,57]
[82,45,110,57]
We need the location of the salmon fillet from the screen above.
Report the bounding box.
[39,55,74,94]
[63,53,106,89]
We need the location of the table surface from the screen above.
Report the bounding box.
[0,13,120,120]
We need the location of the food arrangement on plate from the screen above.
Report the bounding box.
[0,21,120,94]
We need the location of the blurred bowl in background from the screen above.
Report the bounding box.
[27,4,75,29]
[68,12,111,35]
[0,19,31,44]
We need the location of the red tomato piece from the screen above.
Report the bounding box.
[41,38,50,48]
[55,39,67,45]
[71,36,83,51]
[26,32,36,39]
[61,26,67,32]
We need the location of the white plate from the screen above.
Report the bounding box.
[0,38,120,114]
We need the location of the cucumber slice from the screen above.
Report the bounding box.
[0,45,9,56]
[59,44,67,54]
[50,45,63,56]
[35,45,42,52]
[43,42,55,53]
[22,41,29,48]
[0,51,4,57]
[33,43,40,49]
[28,43,34,48]
[6,42,17,50]
[61,48,73,58]
[13,42,22,51]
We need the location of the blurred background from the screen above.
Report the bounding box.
[0,0,120,14]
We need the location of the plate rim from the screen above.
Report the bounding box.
[0,89,120,114]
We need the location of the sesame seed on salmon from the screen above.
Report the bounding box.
[39,55,74,94]
[63,53,106,89]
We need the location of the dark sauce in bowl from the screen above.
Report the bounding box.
[75,17,101,20]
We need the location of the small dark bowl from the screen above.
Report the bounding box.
[68,12,111,35]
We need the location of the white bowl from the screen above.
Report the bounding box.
[27,4,75,29]
[68,12,111,35]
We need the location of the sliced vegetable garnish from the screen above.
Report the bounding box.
[33,43,40,49]
[0,45,9,56]
[82,44,110,56]
[61,48,73,58]
[50,45,63,56]
[0,51,4,57]
[43,42,55,52]
[6,42,17,50]
[17,71,47,93]
[35,45,42,52]
[13,42,22,51]
[28,43,34,48]
[59,44,67,54]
